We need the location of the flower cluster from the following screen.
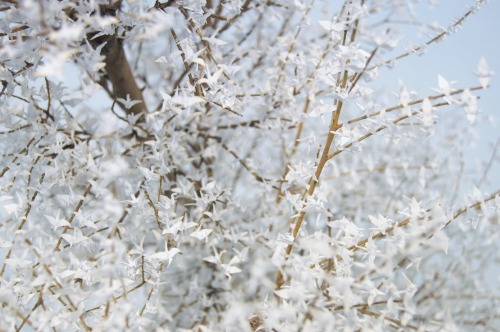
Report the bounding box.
[0,0,498,331]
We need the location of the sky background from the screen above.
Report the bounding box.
[378,0,499,192]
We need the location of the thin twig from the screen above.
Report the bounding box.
[327,101,449,160]
[313,189,500,269]
[346,85,484,127]
[54,178,96,252]
[476,139,499,187]
[145,190,163,231]
[222,143,267,183]
[368,4,481,71]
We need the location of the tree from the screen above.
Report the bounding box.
[0,0,498,330]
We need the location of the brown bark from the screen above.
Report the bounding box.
[101,35,146,116]
[92,1,147,116]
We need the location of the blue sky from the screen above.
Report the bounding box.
[377,0,499,193]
